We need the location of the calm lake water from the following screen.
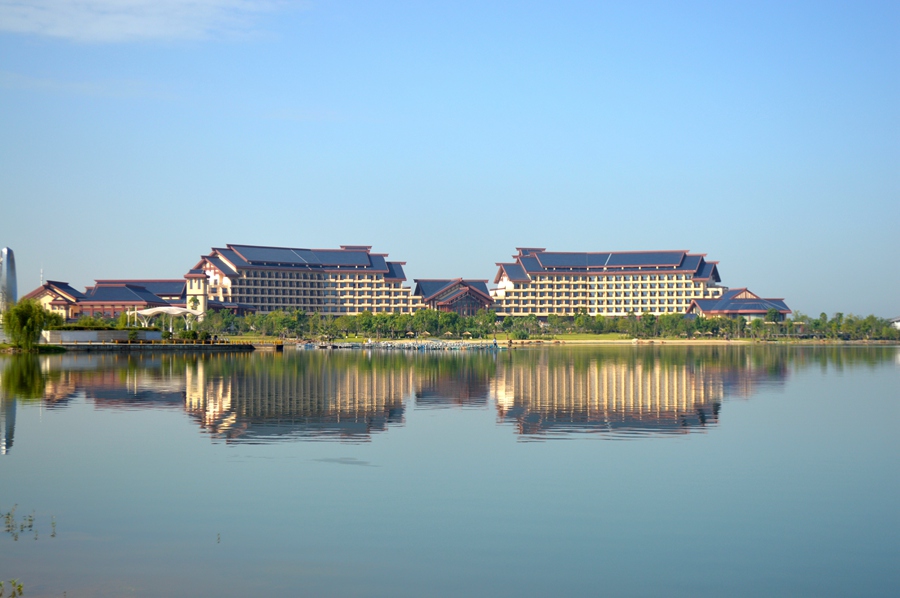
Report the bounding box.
[1,345,898,597]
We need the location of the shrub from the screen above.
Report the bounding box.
[2,300,48,352]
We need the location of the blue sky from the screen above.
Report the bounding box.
[1,0,897,317]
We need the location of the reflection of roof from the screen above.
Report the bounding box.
[499,404,720,437]
[198,412,406,443]
[493,248,720,284]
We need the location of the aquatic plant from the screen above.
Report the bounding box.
[0,579,25,597]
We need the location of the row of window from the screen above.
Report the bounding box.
[235,270,395,283]
[501,306,686,314]
[533,274,689,282]
[504,290,709,299]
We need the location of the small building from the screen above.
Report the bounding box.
[76,283,170,319]
[21,280,86,320]
[89,276,251,315]
[21,274,254,322]
[687,288,791,321]
[413,279,493,316]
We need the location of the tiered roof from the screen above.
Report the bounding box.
[21,280,85,302]
[198,244,408,281]
[413,278,494,313]
[80,283,169,306]
[90,279,186,300]
[689,289,790,317]
[414,279,491,302]
[495,248,720,283]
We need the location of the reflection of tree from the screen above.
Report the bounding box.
[0,356,45,401]
[415,352,496,407]
[4,345,895,445]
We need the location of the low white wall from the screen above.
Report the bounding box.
[42,330,163,343]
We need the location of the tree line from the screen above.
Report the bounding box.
[4,300,898,350]
[191,307,900,342]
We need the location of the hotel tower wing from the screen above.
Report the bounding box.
[193,244,423,315]
[491,247,726,317]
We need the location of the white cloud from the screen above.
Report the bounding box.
[0,0,302,43]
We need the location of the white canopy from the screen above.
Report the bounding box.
[134,306,203,330]
[136,306,200,318]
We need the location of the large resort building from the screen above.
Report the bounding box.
[193,244,423,315]
[18,243,790,323]
[490,247,726,317]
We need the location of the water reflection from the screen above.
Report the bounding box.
[1,394,13,454]
[185,352,411,442]
[0,345,896,447]
[414,353,495,409]
[492,348,786,438]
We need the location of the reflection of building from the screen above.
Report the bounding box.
[184,357,413,441]
[9,347,804,444]
[490,355,786,438]
[414,355,494,408]
[0,398,15,455]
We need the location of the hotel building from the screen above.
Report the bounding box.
[193,244,423,315]
[491,247,726,317]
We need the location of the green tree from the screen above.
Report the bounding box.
[750,318,764,339]
[413,309,440,336]
[573,310,592,333]
[391,313,412,338]
[438,311,460,335]
[3,300,49,352]
[474,309,497,337]
[357,311,375,335]
[546,314,564,335]
[335,315,354,337]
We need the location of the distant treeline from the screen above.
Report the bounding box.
[171,308,899,341]
[11,305,893,343]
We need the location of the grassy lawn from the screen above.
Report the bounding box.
[224,332,638,343]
